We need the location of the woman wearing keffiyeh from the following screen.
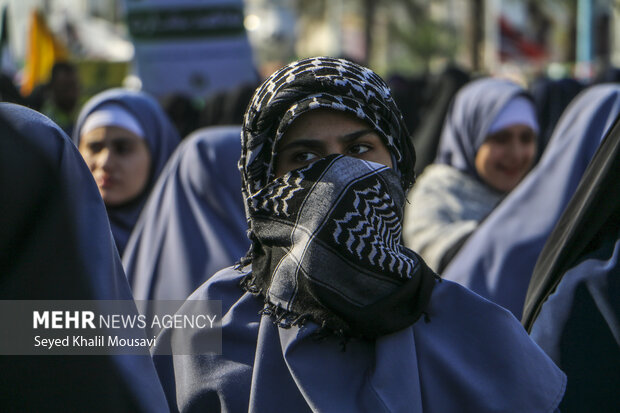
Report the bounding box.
[153,57,565,413]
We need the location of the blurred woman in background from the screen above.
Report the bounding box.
[403,78,539,272]
[73,89,180,256]
[442,84,620,318]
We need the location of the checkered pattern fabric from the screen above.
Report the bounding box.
[238,58,435,339]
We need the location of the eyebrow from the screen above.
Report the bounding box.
[278,129,375,152]
[110,136,140,143]
[83,135,141,145]
[340,129,375,143]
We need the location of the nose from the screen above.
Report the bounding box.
[96,147,114,171]
[503,137,526,163]
[325,142,345,157]
[515,139,535,164]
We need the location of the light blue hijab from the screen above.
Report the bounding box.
[0,103,168,412]
[442,84,620,318]
[123,126,249,305]
[73,88,181,256]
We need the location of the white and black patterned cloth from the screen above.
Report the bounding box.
[239,57,435,339]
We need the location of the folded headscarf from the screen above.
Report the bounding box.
[238,57,435,339]
[487,95,539,135]
[81,103,146,139]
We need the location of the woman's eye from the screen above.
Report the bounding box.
[348,143,371,155]
[520,132,535,144]
[488,134,509,145]
[293,152,318,163]
[87,142,104,154]
[113,141,133,155]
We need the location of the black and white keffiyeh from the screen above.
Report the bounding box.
[239,57,435,339]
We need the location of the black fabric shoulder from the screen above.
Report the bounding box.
[0,112,143,412]
[522,114,620,330]
[0,112,88,297]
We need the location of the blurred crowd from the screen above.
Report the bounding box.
[1,22,620,413]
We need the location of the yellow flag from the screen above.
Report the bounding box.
[21,9,69,96]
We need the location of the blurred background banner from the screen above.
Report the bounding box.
[0,0,618,104]
[77,60,129,105]
[123,0,258,99]
[0,5,15,76]
[20,9,68,96]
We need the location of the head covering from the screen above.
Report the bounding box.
[242,155,437,338]
[442,84,620,318]
[123,126,249,310]
[81,103,145,138]
[0,103,168,412]
[73,88,181,256]
[238,57,432,339]
[487,95,539,135]
[521,116,620,412]
[434,77,536,178]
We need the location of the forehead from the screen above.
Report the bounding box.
[488,124,537,137]
[280,108,376,142]
[80,126,143,142]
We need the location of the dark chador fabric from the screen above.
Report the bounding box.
[529,76,584,158]
[410,65,470,176]
[523,114,620,413]
[123,126,249,315]
[0,103,168,412]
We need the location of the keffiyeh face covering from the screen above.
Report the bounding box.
[239,57,436,339]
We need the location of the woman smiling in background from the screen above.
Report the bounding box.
[442,84,620,319]
[403,78,538,272]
